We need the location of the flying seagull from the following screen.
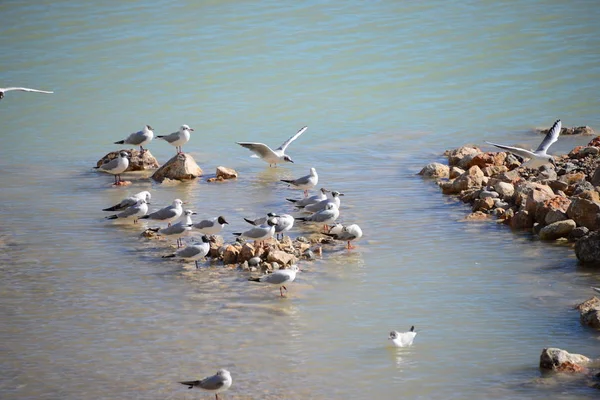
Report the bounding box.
[485,119,561,169]
[179,369,232,400]
[0,87,53,100]
[237,126,307,167]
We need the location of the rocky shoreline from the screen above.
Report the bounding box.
[420,131,600,387]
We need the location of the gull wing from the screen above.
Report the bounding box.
[535,119,561,153]
[194,219,215,229]
[198,374,226,390]
[176,246,202,258]
[149,206,177,220]
[276,126,308,152]
[116,204,142,218]
[158,131,180,143]
[1,87,54,94]
[485,141,536,159]
[237,142,278,159]
[261,270,292,284]
[99,157,121,172]
[309,209,335,222]
[124,130,146,145]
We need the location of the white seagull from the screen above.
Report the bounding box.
[389,326,417,347]
[324,223,363,249]
[193,216,229,235]
[486,119,561,169]
[105,199,149,224]
[94,151,130,185]
[163,235,210,268]
[102,191,151,212]
[0,87,53,101]
[249,265,300,297]
[179,369,232,400]
[243,212,278,227]
[233,217,277,245]
[281,167,318,197]
[237,126,308,167]
[139,199,184,226]
[303,190,344,213]
[274,214,294,240]
[296,203,339,229]
[157,124,194,154]
[114,124,154,153]
[149,209,196,247]
[287,187,329,208]
[592,287,600,294]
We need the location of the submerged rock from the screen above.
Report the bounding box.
[576,297,600,329]
[539,348,590,373]
[151,153,202,182]
[418,162,449,178]
[216,166,238,180]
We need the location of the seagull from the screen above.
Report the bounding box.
[244,212,278,226]
[592,287,600,294]
[249,264,300,297]
[486,119,561,169]
[114,125,154,153]
[274,214,294,240]
[102,191,151,212]
[389,326,417,347]
[157,124,193,154]
[281,167,318,197]
[193,216,229,235]
[105,199,148,224]
[94,151,130,185]
[296,203,339,230]
[179,369,232,400]
[163,235,210,268]
[233,217,277,245]
[324,223,363,249]
[236,126,307,167]
[0,87,53,101]
[148,209,196,247]
[302,190,344,213]
[287,188,329,208]
[139,199,184,226]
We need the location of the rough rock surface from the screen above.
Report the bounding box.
[576,297,600,329]
[575,231,600,265]
[539,219,576,241]
[418,162,449,178]
[151,153,203,182]
[539,348,590,373]
[216,166,238,180]
[96,149,160,171]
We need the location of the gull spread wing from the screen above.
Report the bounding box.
[277,126,308,152]
[1,87,54,94]
[485,141,536,159]
[535,119,561,154]
[237,142,278,159]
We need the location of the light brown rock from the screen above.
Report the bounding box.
[452,165,485,192]
[462,211,490,221]
[222,244,240,265]
[511,210,534,230]
[539,219,576,240]
[447,146,482,167]
[449,166,465,179]
[216,166,238,180]
[97,149,160,171]
[494,182,515,200]
[151,153,203,182]
[239,243,256,262]
[539,348,590,373]
[472,197,495,212]
[567,197,600,230]
[576,297,600,329]
[266,250,297,266]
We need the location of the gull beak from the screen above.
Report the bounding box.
[189,128,195,131]
[182,202,189,205]
[339,193,345,196]
[191,212,197,215]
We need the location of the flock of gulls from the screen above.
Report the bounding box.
[90,122,384,399]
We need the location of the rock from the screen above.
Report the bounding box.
[216,166,238,180]
[472,197,495,212]
[539,219,576,240]
[479,190,499,199]
[591,166,600,187]
[141,228,159,238]
[493,182,515,200]
[572,181,596,197]
[568,226,589,242]
[452,165,485,192]
[463,211,490,221]
[511,210,534,230]
[449,166,465,179]
[222,244,240,265]
[539,125,595,136]
[535,196,571,226]
[515,181,554,209]
[248,256,261,267]
[567,198,600,230]
[266,250,297,266]
[537,165,557,181]
[468,152,507,168]
[447,146,482,167]
[573,188,600,202]
[545,209,568,225]
[580,146,600,157]
[494,199,510,209]
[239,243,256,262]
[96,149,160,171]
[560,172,586,185]
[151,153,203,182]
[504,153,522,169]
[575,231,600,264]
[548,180,569,193]
[576,297,600,329]
[458,188,480,203]
[482,165,508,177]
[303,249,315,260]
[539,348,590,373]
[494,169,523,185]
[419,162,449,178]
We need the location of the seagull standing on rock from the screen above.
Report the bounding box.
[114,125,154,153]
[179,368,232,400]
[485,119,561,169]
[0,87,53,101]
[281,167,318,197]
[149,209,196,247]
[233,217,277,246]
[193,216,229,236]
[157,124,193,154]
[94,151,130,185]
[236,126,307,167]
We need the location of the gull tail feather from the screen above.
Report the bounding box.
[162,254,176,258]
[114,140,125,144]
[105,215,118,220]
[248,277,261,282]
[244,218,257,225]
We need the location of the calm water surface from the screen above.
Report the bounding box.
[1,1,600,399]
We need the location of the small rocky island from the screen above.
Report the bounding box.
[420,130,600,387]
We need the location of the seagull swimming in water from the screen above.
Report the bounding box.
[236,126,307,167]
[0,87,53,101]
[388,326,417,347]
[114,125,154,153]
[486,119,561,169]
[179,368,232,400]
[281,167,318,197]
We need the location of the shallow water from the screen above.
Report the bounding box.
[1,1,600,399]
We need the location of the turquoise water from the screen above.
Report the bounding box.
[1,1,599,399]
